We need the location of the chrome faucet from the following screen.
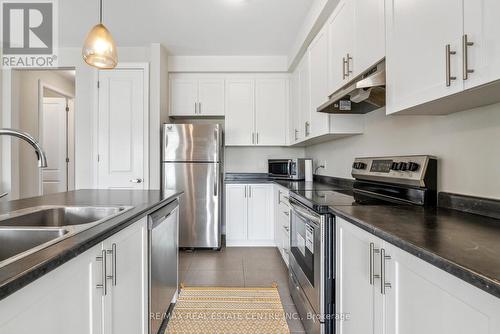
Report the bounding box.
[0,128,48,168]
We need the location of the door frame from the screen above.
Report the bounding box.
[94,62,150,189]
[37,80,75,195]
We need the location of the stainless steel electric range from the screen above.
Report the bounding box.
[288,155,437,334]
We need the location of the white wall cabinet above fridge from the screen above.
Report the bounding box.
[225,75,289,146]
[169,74,225,116]
[386,0,500,115]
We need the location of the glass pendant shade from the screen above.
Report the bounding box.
[82,23,117,69]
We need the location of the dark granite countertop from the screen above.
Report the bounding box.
[0,189,182,300]
[330,204,500,298]
[230,172,500,298]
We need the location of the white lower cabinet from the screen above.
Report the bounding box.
[103,218,148,334]
[225,184,274,246]
[336,217,500,334]
[273,185,291,266]
[0,217,148,334]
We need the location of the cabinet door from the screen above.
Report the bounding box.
[170,78,198,116]
[198,79,225,116]
[0,245,102,334]
[225,184,248,244]
[247,184,274,242]
[385,0,463,114]
[463,0,500,90]
[336,218,379,334]
[104,218,148,334]
[298,54,311,139]
[290,67,302,143]
[225,79,255,146]
[384,243,500,334]
[354,0,385,73]
[328,0,355,93]
[309,27,331,138]
[255,78,288,146]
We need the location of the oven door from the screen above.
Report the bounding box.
[289,198,322,314]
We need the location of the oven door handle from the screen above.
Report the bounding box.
[290,199,321,224]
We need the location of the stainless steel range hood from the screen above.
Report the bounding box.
[318,60,385,114]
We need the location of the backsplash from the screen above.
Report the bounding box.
[306,103,500,200]
[224,146,306,173]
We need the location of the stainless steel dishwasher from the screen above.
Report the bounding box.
[149,199,179,334]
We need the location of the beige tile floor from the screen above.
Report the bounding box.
[179,247,306,333]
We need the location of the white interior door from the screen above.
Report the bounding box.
[98,68,147,189]
[41,97,67,194]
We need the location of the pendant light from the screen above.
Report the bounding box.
[82,0,117,69]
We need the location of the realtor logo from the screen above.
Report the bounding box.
[1,0,58,67]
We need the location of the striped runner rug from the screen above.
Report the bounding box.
[165,286,290,334]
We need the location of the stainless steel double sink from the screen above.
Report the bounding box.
[0,205,132,268]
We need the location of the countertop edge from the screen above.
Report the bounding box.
[329,206,500,299]
[0,191,182,301]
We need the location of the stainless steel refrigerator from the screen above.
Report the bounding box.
[161,123,222,248]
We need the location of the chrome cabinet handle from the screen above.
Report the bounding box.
[283,211,290,216]
[106,243,117,286]
[380,248,392,295]
[283,225,290,232]
[194,102,198,114]
[294,129,299,141]
[462,34,474,80]
[369,243,380,285]
[130,178,143,184]
[198,102,202,114]
[248,186,252,198]
[346,53,353,77]
[252,133,255,144]
[445,44,457,87]
[244,185,247,198]
[256,132,259,145]
[96,249,107,295]
[304,122,310,137]
[342,57,347,79]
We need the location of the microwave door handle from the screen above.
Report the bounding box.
[287,160,292,177]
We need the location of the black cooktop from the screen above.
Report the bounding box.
[290,189,403,214]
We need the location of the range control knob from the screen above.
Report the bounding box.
[399,162,408,171]
[391,162,400,171]
[408,162,420,172]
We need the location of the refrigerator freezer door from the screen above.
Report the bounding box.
[162,162,221,248]
[162,124,220,162]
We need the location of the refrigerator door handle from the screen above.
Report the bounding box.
[215,127,220,161]
[214,164,218,197]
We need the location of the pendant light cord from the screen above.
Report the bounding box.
[99,0,103,23]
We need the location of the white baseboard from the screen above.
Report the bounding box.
[226,240,276,247]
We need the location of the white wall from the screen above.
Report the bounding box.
[225,146,306,173]
[11,70,75,199]
[305,104,500,199]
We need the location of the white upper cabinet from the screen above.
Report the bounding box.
[289,66,302,144]
[386,0,500,114]
[463,0,500,90]
[328,0,356,93]
[225,79,255,146]
[170,74,225,116]
[255,78,288,146]
[225,75,289,146]
[298,54,311,140]
[354,0,385,73]
[197,79,226,116]
[170,78,199,116]
[385,0,464,114]
[308,27,331,138]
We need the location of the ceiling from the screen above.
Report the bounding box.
[59,0,314,55]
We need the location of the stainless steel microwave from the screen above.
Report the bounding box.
[268,158,310,180]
